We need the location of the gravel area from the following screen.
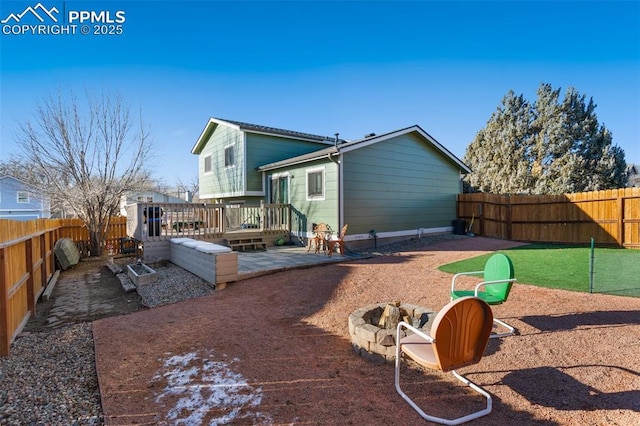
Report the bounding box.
[132,261,217,308]
[0,233,521,425]
[0,323,101,425]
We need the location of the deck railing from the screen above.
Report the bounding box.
[224,202,290,232]
[126,202,292,241]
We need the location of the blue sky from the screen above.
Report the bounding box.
[1,0,639,187]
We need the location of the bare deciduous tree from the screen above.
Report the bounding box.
[175,174,199,202]
[16,89,153,256]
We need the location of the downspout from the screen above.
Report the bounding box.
[328,133,341,231]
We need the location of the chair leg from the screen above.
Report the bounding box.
[490,318,515,339]
[395,348,492,425]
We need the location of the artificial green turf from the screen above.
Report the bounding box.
[438,243,640,297]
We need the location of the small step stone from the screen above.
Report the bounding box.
[116,273,137,293]
[46,317,62,327]
[106,261,123,274]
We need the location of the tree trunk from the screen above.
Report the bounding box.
[90,230,103,257]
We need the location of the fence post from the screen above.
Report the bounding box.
[506,200,512,241]
[40,234,49,287]
[25,238,36,316]
[617,196,625,248]
[589,237,595,293]
[0,247,9,356]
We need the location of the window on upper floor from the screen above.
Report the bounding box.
[307,168,324,200]
[224,145,235,167]
[204,155,212,173]
[17,191,29,203]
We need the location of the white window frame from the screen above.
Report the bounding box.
[224,144,235,168]
[269,172,290,204]
[203,155,213,174]
[17,191,29,203]
[306,167,325,200]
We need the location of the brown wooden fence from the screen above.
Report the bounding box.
[457,188,640,248]
[0,217,129,356]
[57,217,129,256]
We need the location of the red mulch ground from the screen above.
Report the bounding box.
[93,237,640,425]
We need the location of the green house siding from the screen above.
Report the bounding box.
[265,159,339,235]
[245,134,330,193]
[199,125,330,200]
[343,133,461,235]
[199,125,244,198]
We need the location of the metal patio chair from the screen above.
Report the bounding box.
[395,296,494,425]
[450,253,517,338]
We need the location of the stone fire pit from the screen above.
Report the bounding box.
[348,302,436,364]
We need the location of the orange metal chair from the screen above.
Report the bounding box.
[307,223,330,253]
[395,296,494,425]
[327,224,348,257]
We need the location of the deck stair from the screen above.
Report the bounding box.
[226,237,267,251]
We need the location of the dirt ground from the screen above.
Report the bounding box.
[88,238,640,425]
[24,257,145,334]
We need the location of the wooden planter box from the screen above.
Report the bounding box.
[126,263,158,287]
[169,238,238,289]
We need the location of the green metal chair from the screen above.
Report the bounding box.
[450,253,516,338]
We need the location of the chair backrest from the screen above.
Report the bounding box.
[314,223,329,234]
[430,297,493,372]
[482,253,515,302]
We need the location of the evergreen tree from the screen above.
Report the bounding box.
[464,83,627,194]
[464,90,534,194]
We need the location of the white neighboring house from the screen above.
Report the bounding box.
[0,175,51,221]
[119,190,190,216]
[120,190,192,228]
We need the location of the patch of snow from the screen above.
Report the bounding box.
[152,350,273,425]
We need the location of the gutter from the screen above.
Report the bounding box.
[328,133,342,231]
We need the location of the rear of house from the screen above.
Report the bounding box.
[258,125,470,248]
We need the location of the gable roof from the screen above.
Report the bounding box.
[192,117,335,154]
[0,175,42,192]
[257,125,472,173]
